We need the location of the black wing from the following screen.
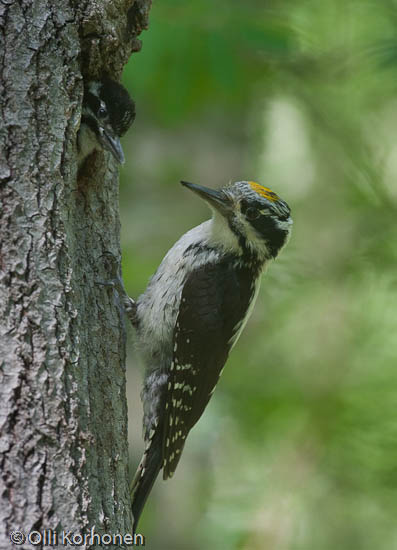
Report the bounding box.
[162,260,255,479]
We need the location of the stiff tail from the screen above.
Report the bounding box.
[131,429,163,534]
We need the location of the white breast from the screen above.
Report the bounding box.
[136,221,221,363]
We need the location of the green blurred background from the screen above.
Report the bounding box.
[119,1,397,548]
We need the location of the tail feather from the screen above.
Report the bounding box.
[131,429,163,534]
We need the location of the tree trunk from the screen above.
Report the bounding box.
[0,1,151,547]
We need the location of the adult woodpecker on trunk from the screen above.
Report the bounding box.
[127,180,292,532]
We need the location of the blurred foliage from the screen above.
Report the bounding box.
[119,1,397,548]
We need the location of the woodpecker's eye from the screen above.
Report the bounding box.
[98,105,107,118]
[245,207,261,220]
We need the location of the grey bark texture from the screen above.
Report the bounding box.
[0,1,151,547]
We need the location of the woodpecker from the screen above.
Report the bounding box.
[77,77,135,166]
[129,180,292,532]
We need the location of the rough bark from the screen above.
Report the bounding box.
[0,1,151,547]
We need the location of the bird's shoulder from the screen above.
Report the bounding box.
[179,255,257,329]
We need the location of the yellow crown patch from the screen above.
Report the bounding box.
[248,181,279,202]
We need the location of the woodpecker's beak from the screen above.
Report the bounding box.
[181,181,231,215]
[98,125,125,164]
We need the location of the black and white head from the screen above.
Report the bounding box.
[78,77,135,166]
[181,180,292,262]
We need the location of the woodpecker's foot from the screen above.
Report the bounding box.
[97,252,137,327]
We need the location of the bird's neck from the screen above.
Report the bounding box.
[204,217,268,274]
[205,215,241,255]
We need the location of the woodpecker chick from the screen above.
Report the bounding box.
[130,180,292,532]
[77,77,135,166]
